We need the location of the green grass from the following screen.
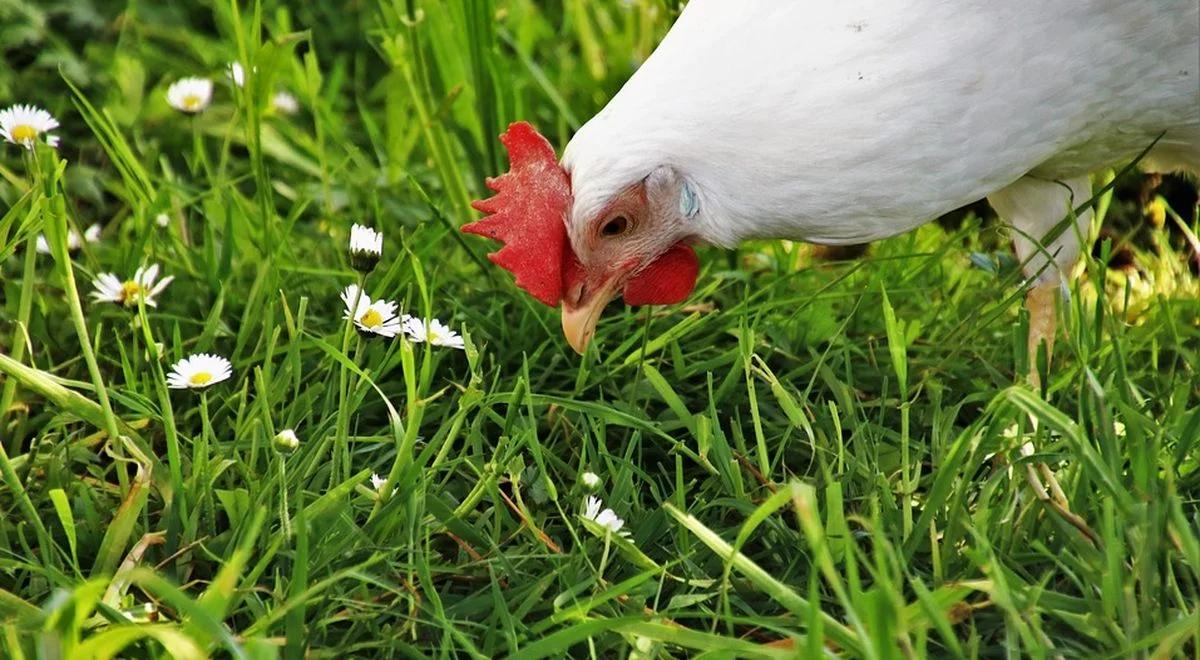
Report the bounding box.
[2,1,1199,657]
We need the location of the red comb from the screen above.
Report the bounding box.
[464,122,571,306]
[622,243,699,306]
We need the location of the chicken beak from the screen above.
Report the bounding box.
[561,277,621,355]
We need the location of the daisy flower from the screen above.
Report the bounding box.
[370,472,394,496]
[90,263,174,308]
[348,223,382,273]
[403,317,465,350]
[166,77,213,114]
[341,284,404,338]
[0,104,60,149]
[166,353,233,390]
[36,223,102,255]
[271,91,299,115]
[583,496,627,536]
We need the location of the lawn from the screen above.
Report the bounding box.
[1,1,1199,658]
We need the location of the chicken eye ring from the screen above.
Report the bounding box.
[600,215,630,237]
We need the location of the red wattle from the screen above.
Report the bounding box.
[622,243,699,306]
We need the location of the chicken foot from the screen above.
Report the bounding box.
[992,175,1100,545]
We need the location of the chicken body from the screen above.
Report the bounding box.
[563,0,1199,252]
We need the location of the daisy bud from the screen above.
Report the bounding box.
[274,429,301,453]
[348,223,382,273]
[271,91,299,115]
[580,471,601,491]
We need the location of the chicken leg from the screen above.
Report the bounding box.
[1025,280,1059,390]
[988,174,1098,543]
[989,174,1093,384]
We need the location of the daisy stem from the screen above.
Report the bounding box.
[0,431,54,575]
[46,170,138,492]
[0,206,55,566]
[372,331,423,517]
[0,228,38,450]
[597,532,613,578]
[191,116,210,178]
[196,390,214,533]
[345,336,366,476]
[136,301,186,521]
[333,274,367,486]
[278,454,292,539]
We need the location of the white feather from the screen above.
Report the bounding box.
[562,0,1199,247]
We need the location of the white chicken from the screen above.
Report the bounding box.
[465,0,1200,364]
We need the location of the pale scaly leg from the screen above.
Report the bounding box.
[989,174,1092,383]
[988,174,1099,544]
[1025,280,1058,390]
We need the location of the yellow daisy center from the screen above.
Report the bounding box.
[188,371,213,387]
[428,328,443,343]
[11,124,38,142]
[359,309,383,328]
[183,95,202,110]
[121,280,143,305]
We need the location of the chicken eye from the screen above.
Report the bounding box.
[601,216,629,237]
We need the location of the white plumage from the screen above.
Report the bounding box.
[563,0,1199,254]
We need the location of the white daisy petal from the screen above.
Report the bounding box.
[402,316,426,342]
[375,299,399,320]
[149,275,175,298]
[341,284,369,319]
[584,496,602,521]
[596,509,624,533]
[369,472,394,496]
[166,77,213,114]
[90,273,122,302]
[226,62,245,87]
[138,264,158,285]
[349,224,383,255]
